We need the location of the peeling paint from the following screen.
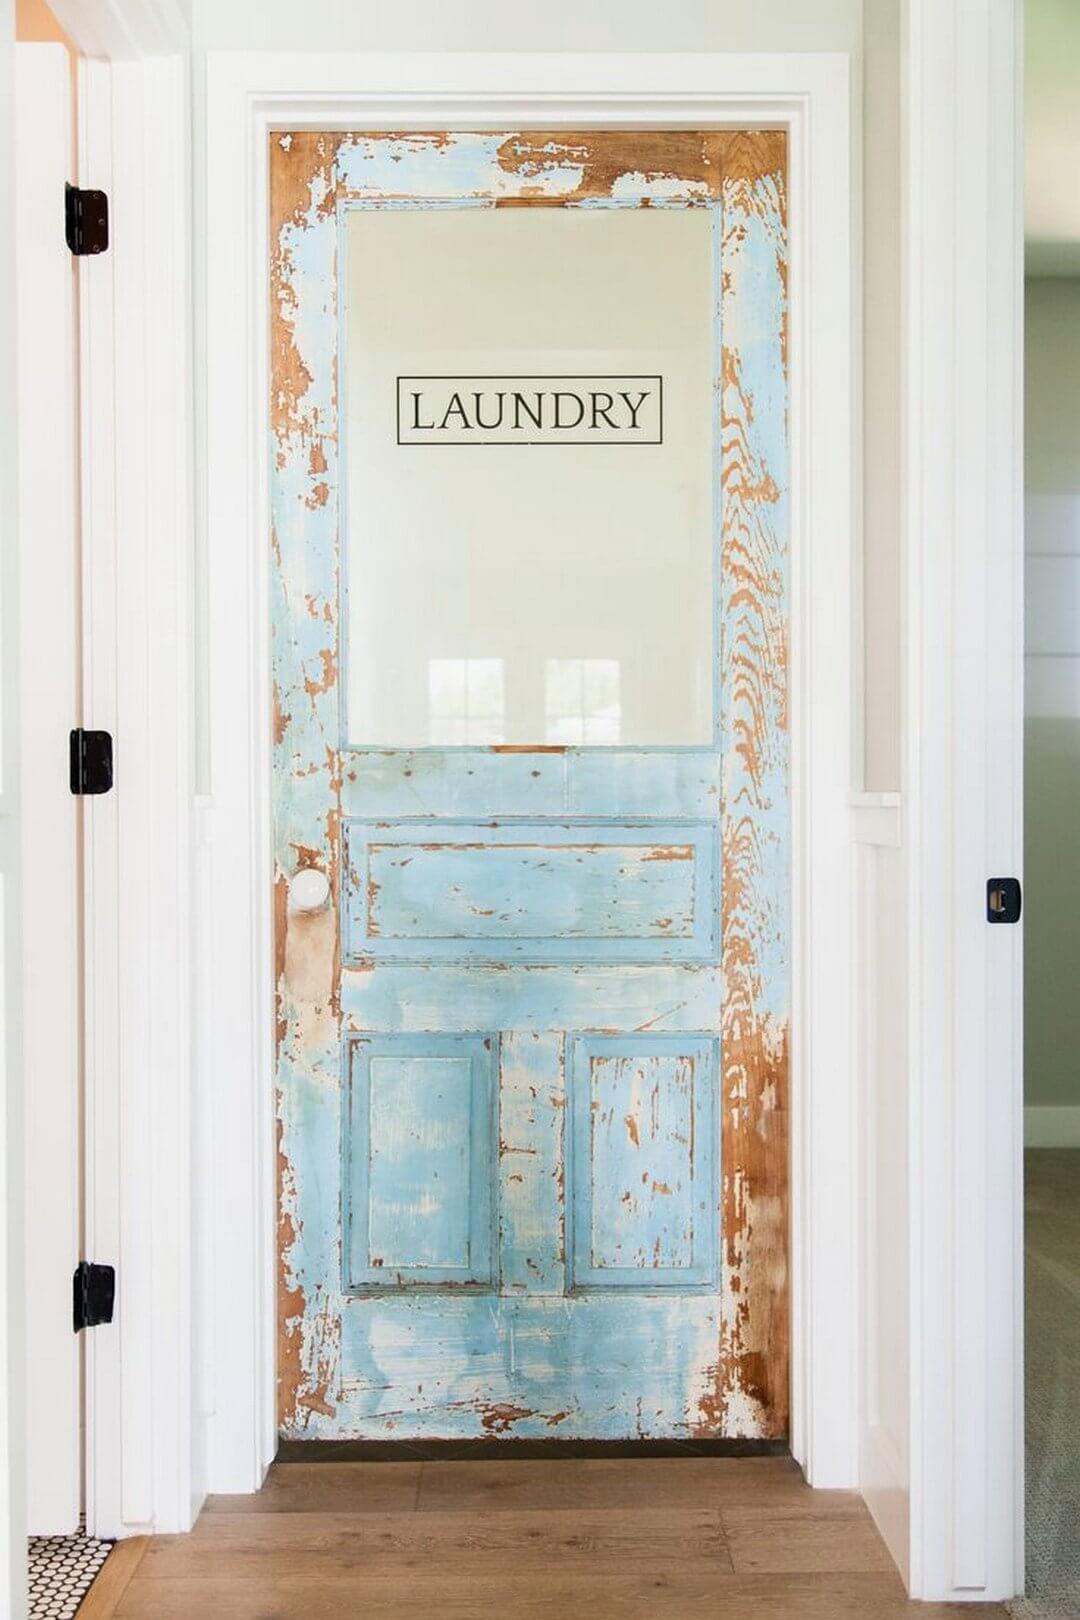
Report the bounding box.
[271,129,788,1441]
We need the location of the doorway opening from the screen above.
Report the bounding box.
[1020,4,1080,1607]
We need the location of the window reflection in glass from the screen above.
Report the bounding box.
[545,659,622,745]
[428,658,505,745]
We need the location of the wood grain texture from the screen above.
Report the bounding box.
[413,1455,850,1513]
[203,1461,422,1515]
[110,1459,1006,1620]
[114,1574,1007,1620]
[270,130,789,1440]
[76,1536,149,1619]
[712,131,790,1439]
[139,1506,729,1579]
[721,1502,897,1574]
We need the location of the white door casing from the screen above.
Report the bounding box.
[0,0,29,1610]
[201,48,857,1498]
[15,41,82,1538]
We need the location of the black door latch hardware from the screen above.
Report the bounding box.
[987,878,1022,924]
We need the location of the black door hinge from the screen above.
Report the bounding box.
[73,1262,115,1332]
[987,877,1022,924]
[65,183,109,256]
[70,728,113,795]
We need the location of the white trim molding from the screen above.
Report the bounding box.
[202,48,857,1499]
[15,42,82,1537]
[49,0,188,59]
[0,2,28,1612]
[78,50,196,1540]
[903,0,1024,1601]
[850,791,902,848]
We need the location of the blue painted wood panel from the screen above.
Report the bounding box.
[344,1035,496,1289]
[340,749,721,822]
[498,1032,566,1295]
[333,1292,723,1437]
[271,130,790,1441]
[568,1036,718,1291]
[340,961,721,1033]
[342,819,717,962]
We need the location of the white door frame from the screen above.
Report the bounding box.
[15,41,82,1537]
[201,46,858,1494]
[44,0,197,1543]
[0,2,28,1609]
[901,0,1025,1600]
[0,12,1023,1611]
[77,50,196,1542]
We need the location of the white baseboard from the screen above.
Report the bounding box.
[1024,1105,1080,1148]
[860,1424,909,1589]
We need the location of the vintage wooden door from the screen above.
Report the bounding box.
[271,131,789,1441]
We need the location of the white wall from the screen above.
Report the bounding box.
[861,0,900,790]
[192,0,863,53]
[857,834,908,1577]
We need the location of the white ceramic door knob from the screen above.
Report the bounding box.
[288,867,331,914]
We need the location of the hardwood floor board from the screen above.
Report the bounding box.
[413,1455,846,1513]
[721,1502,896,1573]
[115,1458,1009,1619]
[77,1537,150,1619]
[139,1506,728,1580]
[202,1461,423,1514]
[114,1569,1007,1620]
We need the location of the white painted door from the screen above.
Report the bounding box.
[15,42,82,1536]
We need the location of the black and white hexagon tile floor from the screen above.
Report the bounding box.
[28,1522,111,1618]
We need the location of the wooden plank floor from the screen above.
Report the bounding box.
[89,1456,1007,1619]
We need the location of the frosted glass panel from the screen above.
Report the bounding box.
[343,206,715,748]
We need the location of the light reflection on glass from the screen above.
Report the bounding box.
[428,658,506,745]
[545,659,622,745]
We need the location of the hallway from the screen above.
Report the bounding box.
[82,1455,1005,1619]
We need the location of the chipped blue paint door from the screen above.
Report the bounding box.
[272,131,790,1440]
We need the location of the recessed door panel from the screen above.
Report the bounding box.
[342,819,717,962]
[345,1035,495,1288]
[272,130,790,1441]
[568,1036,718,1291]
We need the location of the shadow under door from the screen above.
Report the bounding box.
[271,130,790,1441]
